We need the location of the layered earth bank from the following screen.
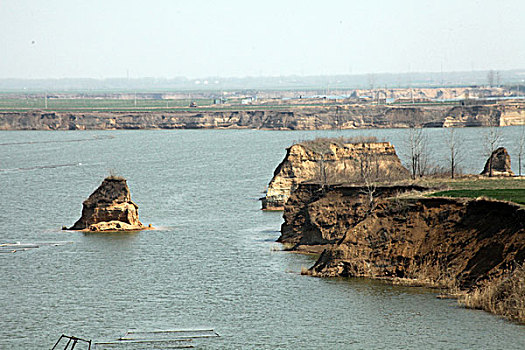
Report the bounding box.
[281,183,525,292]
[1,104,524,130]
[262,140,409,210]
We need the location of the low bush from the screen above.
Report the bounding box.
[461,265,525,324]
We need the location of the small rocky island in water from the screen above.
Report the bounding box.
[67,176,150,232]
[266,137,525,324]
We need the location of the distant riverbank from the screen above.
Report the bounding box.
[1,103,524,130]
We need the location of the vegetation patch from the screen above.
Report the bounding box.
[299,136,379,154]
[460,265,525,324]
[429,188,525,205]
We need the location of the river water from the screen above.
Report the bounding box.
[1,127,524,349]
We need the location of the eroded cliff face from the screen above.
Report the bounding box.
[69,177,145,232]
[262,141,410,210]
[499,107,525,126]
[279,183,428,253]
[1,104,523,130]
[288,188,525,289]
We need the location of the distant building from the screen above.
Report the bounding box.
[241,96,256,104]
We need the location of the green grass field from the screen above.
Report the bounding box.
[393,176,525,205]
[429,189,525,205]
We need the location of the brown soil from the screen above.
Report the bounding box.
[68,176,147,232]
[1,103,523,131]
[280,183,525,292]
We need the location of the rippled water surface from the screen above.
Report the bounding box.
[1,128,524,349]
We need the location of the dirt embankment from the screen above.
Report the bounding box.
[1,104,523,130]
[279,183,425,252]
[281,183,525,292]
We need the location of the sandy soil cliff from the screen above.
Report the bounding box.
[262,140,409,210]
[69,177,145,232]
[1,104,524,130]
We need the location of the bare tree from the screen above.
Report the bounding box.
[517,125,525,176]
[404,127,429,179]
[483,119,502,177]
[359,152,381,213]
[445,128,463,179]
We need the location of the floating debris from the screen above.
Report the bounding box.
[94,329,220,349]
[0,241,72,254]
[0,163,82,172]
[94,338,193,349]
[0,134,114,146]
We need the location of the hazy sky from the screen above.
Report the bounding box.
[1,0,524,79]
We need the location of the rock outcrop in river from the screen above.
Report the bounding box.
[1,103,524,130]
[69,176,146,232]
[481,147,514,176]
[262,139,410,210]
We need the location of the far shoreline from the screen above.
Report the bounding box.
[1,101,524,131]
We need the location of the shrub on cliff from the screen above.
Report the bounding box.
[461,265,525,324]
[107,168,126,181]
[106,174,126,181]
[300,136,379,155]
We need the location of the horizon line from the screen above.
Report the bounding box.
[1,68,524,81]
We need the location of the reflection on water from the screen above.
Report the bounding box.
[0,129,524,349]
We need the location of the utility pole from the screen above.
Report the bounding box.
[440,61,444,86]
[44,92,48,109]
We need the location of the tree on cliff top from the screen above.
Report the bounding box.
[517,126,525,176]
[403,127,429,179]
[445,128,463,179]
[358,152,381,212]
[318,154,328,192]
[483,119,502,177]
